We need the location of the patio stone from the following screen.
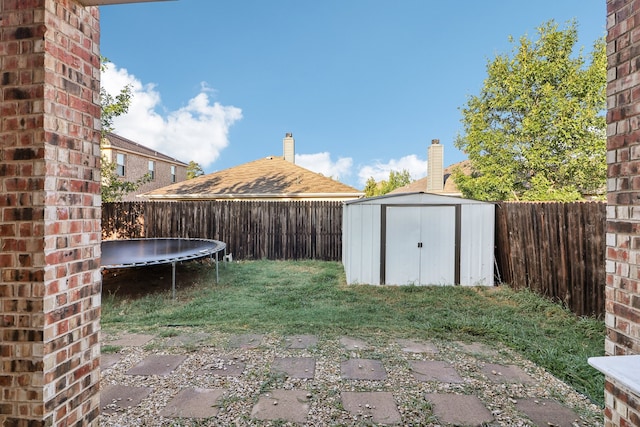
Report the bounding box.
[101,385,153,414]
[271,357,315,379]
[396,338,439,354]
[228,333,264,349]
[341,391,401,425]
[457,341,500,357]
[284,334,318,349]
[341,358,387,380]
[251,389,310,423]
[126,354,187,376]
[164,332,211,347]
[409,360,464,383]
[100,353,122,370]
[339,336,371,351]
[196,356,245,377]
[106,333,155,347]
[425,393,494,426]
[515,398,586,426]
[481,363,534,384]
[160,387,226,418]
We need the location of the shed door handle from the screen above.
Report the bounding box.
[417,242,423,248]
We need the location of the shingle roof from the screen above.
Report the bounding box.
[143,156,364,200]
[389,160,471,195]
[103,133,188,166]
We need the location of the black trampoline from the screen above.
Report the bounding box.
[101,238,227,297]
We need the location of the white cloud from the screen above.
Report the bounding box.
[101,62,242,167]
[357,154,427,187]
[295,152,353,181]
[295,152,428,189]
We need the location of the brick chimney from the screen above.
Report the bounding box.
[283,132,295,164]
[427,139,444,192]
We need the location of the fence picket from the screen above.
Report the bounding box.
[103,200,605,316]
[493,201,605,316]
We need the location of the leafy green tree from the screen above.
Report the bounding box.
[100,67,131,136]
[364,177,378,197]
[364,169,412,197]
[453,20,606,201]
[100,56,150,202]
[186,161,205,179]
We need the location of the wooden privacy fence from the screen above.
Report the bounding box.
[102,200,343,261]
[494,201,606,317]
[102,200,607,317]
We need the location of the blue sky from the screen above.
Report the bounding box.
[99,0,606,189]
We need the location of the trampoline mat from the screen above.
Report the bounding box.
[101,238,225,268]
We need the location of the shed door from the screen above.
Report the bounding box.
[385,206,456,285]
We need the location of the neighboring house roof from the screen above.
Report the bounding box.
[103,133,188,166]
[389,160,471,195]
[142,156,364,201]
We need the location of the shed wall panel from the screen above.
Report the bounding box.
[343,204,381,284]
[342,205,351,280]
[460,204,495,285]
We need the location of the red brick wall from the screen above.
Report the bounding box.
[0,0,101,425]
[606,0,640,425]
[604,379,640,426]
[606,0,640,357]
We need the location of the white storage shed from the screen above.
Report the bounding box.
[342,192,495,286]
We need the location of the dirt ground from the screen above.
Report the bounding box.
[101,260,211,299]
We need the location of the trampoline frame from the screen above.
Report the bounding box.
[101,238,227,298]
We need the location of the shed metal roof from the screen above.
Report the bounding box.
[343,191,493,205]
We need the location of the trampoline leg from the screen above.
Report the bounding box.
[172,261,176,299]
[215,251,219,284]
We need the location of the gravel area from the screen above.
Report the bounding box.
[99,329,603,426]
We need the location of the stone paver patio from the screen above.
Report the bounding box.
[100,333,599,426]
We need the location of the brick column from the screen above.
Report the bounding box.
[605,0,640,425]
[0,1,102,425]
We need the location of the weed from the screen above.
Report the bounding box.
[101,345,121,354]
[158,329,180,338]
[258,371,287,395]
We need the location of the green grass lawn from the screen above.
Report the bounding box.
[102,259,605,406]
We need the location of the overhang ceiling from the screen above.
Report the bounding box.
[78,0,173,6]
